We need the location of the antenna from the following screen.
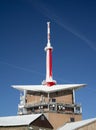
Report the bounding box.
[47,22,51,47]
[42,22,56,86]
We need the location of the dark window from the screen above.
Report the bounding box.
[52,98,56,102]
[56,92,58,95]
[70,117,75,122]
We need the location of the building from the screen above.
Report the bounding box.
[57,117,96,130]
[12,22,86,129]
[0,114,53,130]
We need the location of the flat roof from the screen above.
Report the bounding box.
[12,84,86,93]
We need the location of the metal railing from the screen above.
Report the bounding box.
[24,101,82,114]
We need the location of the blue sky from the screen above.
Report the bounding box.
[0,0,96,119]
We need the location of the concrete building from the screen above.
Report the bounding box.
[57,117,96,130]
[12,22,86,129]
[0,114,53,130]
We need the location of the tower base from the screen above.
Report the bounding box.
[42,80,56,86]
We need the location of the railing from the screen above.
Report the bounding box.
[25,101,48,108]
[24,101,82,114]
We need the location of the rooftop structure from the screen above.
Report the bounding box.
[12,22,86,129]
[12,84,85,93]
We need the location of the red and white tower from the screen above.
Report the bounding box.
[12,22,86,129]
[42,22,56,86]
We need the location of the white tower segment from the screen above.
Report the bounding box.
[42,22,56,86]
[47,22,51,46]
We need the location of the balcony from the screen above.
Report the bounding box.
[24,101,82,114]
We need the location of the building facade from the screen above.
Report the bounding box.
[58,117,96,130]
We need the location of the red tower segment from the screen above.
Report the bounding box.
[42,22,56,86]
[49,49,52,77]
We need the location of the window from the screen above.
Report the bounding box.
[52,98,56,102]
[70,117,75,122]
[41,115,45,120]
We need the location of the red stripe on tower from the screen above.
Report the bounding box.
[49,49,52,77]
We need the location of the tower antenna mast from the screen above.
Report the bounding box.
[42,22,56,86]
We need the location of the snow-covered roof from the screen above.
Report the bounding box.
[57,118,96,130]
[0,114,42,126]
[12,84,86,93]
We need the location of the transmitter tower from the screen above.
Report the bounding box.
[12,22,86,130]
